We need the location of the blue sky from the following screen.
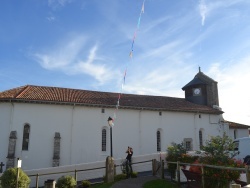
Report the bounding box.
[0,0,250,125]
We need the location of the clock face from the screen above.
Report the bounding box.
[193,88,201,95]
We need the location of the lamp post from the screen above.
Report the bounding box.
[107,117,113,157]
[16,158,22,188]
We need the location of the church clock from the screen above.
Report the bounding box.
[193,88,201,96]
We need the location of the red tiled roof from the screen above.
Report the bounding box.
[223,120,250,129]
[0,85,223,114]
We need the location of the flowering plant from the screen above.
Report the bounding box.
[199,133,246,188]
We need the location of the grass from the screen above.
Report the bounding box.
[143,179,179,188]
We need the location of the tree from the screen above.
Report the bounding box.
[201,132,236,161]
[1,168,30,188]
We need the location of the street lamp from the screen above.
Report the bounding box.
[16,158,22,188]
[107,117,114,157]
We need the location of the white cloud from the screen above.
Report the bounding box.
[207,56,250,125]
[199,0,208,26]
[46,16,56,22]
[48,0,73,8]
[34,35,86,69]
[197,0,250,27]
[32,35,117,85]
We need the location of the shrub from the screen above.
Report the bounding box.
[56,175,76,188]
[199,133,245,188]
[201,132,236,160]
[0,167,30,188]
[82,180,91,187]
[166,142,186,171]
[114,173,126,181]
[130,171,138,178]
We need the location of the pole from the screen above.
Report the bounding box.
[110,126,113,157]
[16,167,19,188]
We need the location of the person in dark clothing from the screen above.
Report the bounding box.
[126,146,133,177]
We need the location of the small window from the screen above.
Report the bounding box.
[199,130,203,149]
[157,131,161,151]
[199,114,201,118]
[185,141,191,151]
[22,124,30,151]
[183,138,193,151]
[102,129,107,151]
[234,130,237,139]
[159,112,162,116]
[102,109,105,113]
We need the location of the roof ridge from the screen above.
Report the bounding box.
[14,85,31,98]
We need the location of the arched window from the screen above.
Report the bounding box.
[22,124,30,151]
[199,129,203,149]
[234,129,237,139]
[157,130,161,152]
[102,129,107,151]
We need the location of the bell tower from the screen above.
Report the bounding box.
[182,68,219,107]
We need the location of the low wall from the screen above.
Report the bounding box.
[25,152,166,187]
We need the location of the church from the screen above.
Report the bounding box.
[0,70,249,171]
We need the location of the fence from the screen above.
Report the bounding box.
[166,160,250,187]
[24,152,165,187]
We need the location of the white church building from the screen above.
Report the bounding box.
[0,70,249,171]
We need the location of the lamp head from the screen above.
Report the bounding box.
[107,117,113,127]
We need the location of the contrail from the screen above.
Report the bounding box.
[199,0,207,26]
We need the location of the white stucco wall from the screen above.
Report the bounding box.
[0,102,227,171]
[229,128,249,140]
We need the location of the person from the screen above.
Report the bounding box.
[126,146,133,177]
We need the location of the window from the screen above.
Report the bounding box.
[102,129,107,151]
[199,130,203,149]
[157,130,161,151]
[234,130,237,139]
[185,141,191,151]
[22,124,30,150]
[183,138,193,151]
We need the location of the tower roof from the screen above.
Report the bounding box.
[182,70,217,90]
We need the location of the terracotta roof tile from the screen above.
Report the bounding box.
[224,120,250,129]
[0,85,223,114]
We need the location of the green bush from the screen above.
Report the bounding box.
[200,133,245,188]
[166,142,186,177]
[82,180,91,187]
[0,168,30,188]
[114,173,126,181]
[130,171,138,178]
[56,175,76,188]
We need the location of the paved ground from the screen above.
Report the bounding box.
[111,176,160,188]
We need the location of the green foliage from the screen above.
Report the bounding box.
[166,142,186,171]
[56,175,76,188]
[199,133,245,188]
[0,168,30,188]
[114,173,126,181]
[130,171,138,178]
[201,133,236,160]
[82,180,91,187]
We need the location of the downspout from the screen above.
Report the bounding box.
[193,112,198,150]
[70,103,75,164]
[139,109,142,155]
[10,100,14,133]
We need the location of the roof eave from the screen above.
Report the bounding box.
[0,99,223,115]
